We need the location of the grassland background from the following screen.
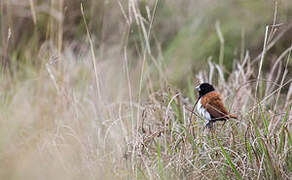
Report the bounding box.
[0,0,292,179]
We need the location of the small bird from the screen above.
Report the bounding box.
[195,83,237,130]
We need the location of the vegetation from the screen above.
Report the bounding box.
[0,0,291,179]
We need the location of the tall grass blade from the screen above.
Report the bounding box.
[258,102,269,136]
[215,135,242,180]
[247,140,253,165]
[278,106,290,153]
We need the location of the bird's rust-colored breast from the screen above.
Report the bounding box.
[201,91,229,119]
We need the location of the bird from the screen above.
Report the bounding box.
[195,83,237,130]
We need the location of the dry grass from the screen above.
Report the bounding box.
[134,59,292,179]
[0,0,292,179]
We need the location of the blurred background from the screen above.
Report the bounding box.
[1,0,292,179]
[2,0,292,82]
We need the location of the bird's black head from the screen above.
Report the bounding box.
[196,83,215,98]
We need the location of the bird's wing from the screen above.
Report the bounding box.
[201,91,229,120]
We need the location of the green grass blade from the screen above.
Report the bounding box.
[283,105,290,124]
[278,106,290,153]
[215,135,242,180]
[247,140,253,165]
[250,117,264,151]
[284,127,291,147]
[258,102,268,136]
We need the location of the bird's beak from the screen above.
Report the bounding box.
[196,85,200,91]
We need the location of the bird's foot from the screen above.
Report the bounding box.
[204,121,215,133]
[205,122,211,129]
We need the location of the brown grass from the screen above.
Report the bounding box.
[0,0,292,179]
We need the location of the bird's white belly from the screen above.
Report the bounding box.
[197,99,211,121]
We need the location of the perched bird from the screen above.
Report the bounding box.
[195,83,237,130]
